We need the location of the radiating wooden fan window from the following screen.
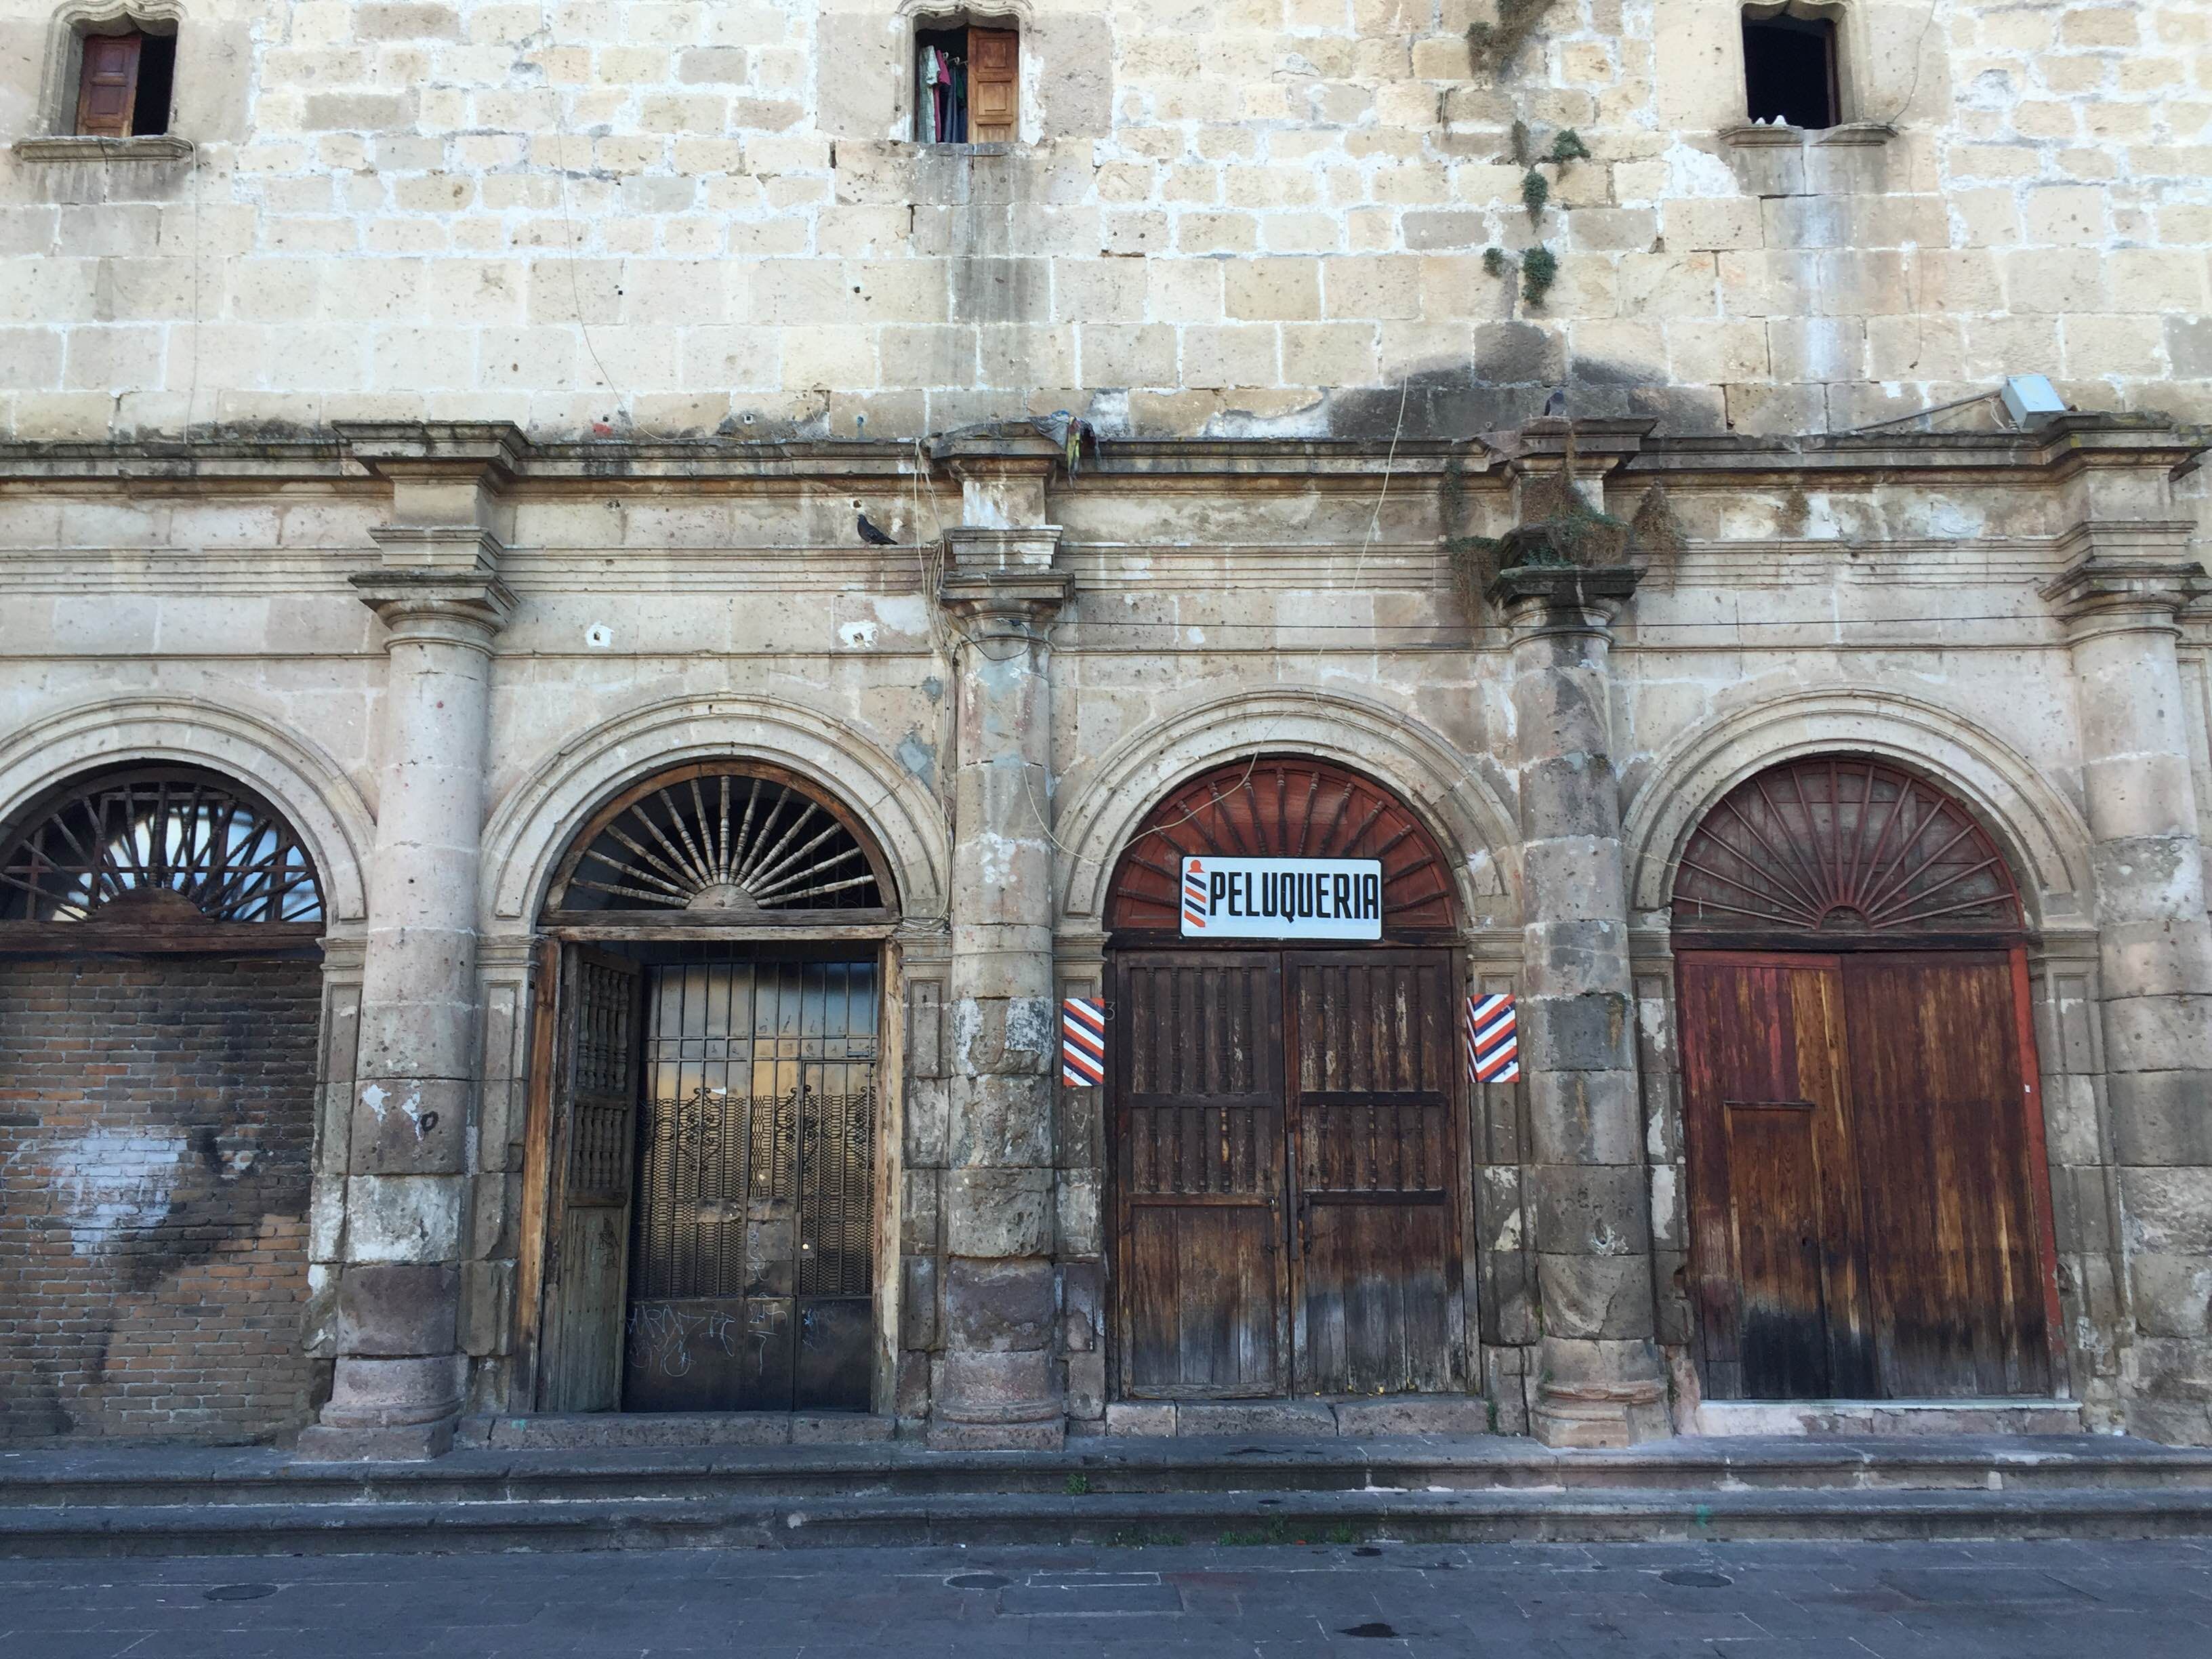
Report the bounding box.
[74,30,176,138]
[0,769,323,927]
[546,763,893,919]
[1672,757,2022,941]
[1106,758,1456,936]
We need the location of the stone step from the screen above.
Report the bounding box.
[2,1433,2208,1515]
[3,1481,2211,1558]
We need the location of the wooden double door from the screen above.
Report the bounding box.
[1677,949,2057,1401]
[1109,949,1466,1399]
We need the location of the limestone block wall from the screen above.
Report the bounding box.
[1,1,2205,441]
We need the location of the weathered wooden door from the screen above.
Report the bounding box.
[622,956,878,1413]
[1678,949,2052,1400]
[1290,952,1462,1394]
[539,947,643,1412]
[1112,948,1465,1399]
[1113,952,1288,1397]
[1842,952,2051,1397]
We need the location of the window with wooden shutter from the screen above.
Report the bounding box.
[913,22,1018,144]
[71,27,176,138]
[966,27,1017,143]
[75,33,142,138]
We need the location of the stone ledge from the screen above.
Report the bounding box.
[13,134,194,163]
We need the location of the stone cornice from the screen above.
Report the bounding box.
[0,415,2203,495]
[938,567,1073,642]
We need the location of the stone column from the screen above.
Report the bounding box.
[1492,562,1670,1448]
[2045,552,2212,1444]
[299,426,517,1460]
[929,430,1070,1449]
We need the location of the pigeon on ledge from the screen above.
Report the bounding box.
[856,512,897,546]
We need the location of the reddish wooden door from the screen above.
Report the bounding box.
[1111,947,1464,1399]
[1678,948,2053,1401]
[1113,952,1288,1397]
[1841,952,2051,1397]
[1290,952,1462,1395]
[1677,954,1872,1400]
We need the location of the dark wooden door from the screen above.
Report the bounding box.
[1113,952,1287,1397]
[1678,949,2052,1401]
[1290,952,1462,1394]
[1841,951,2051,1397]
[1111,948,1465,1399]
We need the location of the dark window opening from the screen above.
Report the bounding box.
[1742,11,1838,129]
[132,31,176,136]
[72,27,175,138]
[915,23,1017,144]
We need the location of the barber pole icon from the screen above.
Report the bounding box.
[1466,994,1519,1085]
[1182,860,1209,930]
[1061,997,1106,1088]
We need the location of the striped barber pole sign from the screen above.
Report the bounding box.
[1466,994,1519,1084]
[1181,861,1210,931]
[1061,997,1106,1087]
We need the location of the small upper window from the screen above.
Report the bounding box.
[74,26,176,138]
[916,22,1017,144]
[1742,5,1839,130]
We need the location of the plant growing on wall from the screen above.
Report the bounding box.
[1465,0,1565,77]
[1441,430,1685,614]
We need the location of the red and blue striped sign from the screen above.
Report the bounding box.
[1466,994,1519,1084]
[1061,997,1105,1087]
[1182,860,1210,930]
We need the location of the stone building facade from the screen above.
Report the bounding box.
[0,2,2208,1454]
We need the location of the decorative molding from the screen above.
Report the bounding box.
[1054,687,1519,926]
[479,693,952,931]
[0,693,374,923]
[1621,687,2095,933]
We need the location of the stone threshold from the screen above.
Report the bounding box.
[1694,1398,2085,1437]
[464,1412,896,1450]
[1094,1397,1493,1439]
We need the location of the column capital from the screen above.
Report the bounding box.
[939,529,1071,645]
[2041,552,2209,643]
[351,568,516,649]
[1488,562,1640,642]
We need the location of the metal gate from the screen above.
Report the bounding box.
[623,956,878,1412]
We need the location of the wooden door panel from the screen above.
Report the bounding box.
[541,947,643,1413]
[1114,953,1286,1399]
[1721,1104,1830,1398]
[1126,1202,1281,1394]
[1677,954,1872,1401]
[1303,1199,1453,1393]
[1841,953,2051,1397]
[1289,952,1462,1395]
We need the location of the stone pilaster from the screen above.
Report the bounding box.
[929,430,1071,1448]
[299,426,518,1460]
[2045,550,2212,1444]
[1491,565,1670,1448]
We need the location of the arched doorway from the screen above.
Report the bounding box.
[1670,756,2060,1401]
[0,764,328,1441]
[526,762,899,1416]
[1103,757,1467,1401]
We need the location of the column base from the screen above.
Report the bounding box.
[293,1418,456,1462]
[1532,1336,1673,1448]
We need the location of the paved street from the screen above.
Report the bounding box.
[2,1538,2209,1658]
